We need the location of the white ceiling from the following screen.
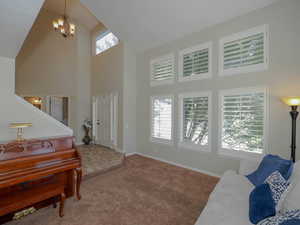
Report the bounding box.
[43,0,100,30]
[0,0,45,58]
[81,0,280,52]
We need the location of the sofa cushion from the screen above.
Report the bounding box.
[249,183,276,224]
[195,170,254,225]
[247,155,293,186]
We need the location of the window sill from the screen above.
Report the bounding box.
[218,148,263,160]
[178,142,210,152]
[219,63,268,77]
[178,73,211,82]
[150,137,173,146]
[150,79,174,87]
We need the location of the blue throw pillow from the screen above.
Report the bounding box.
[249,183,276,224]
[247,155,293,186]
[280,219,300,225]
[259,210,300,225]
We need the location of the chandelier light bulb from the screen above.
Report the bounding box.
[52,0,75,38]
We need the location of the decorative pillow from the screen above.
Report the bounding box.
[265,171,291,212]
[249,183,276,224]
[283,161,300,212]
[247,155,293,186]
[258,210,300,225]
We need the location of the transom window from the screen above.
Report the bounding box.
[219,25,268,76]
[150,96,173,144]
[219,87,268,158]
[150,54,174,86]
[96,31,119,55]
[179,42,212,81]
[179,92,211,151]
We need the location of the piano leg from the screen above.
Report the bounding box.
[59,192,66,217]
[75,168,82,200]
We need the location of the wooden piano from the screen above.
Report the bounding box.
[0,136,82,223]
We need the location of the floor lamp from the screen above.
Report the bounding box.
[282,97,300,162]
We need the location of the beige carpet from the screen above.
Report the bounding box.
[7,155,219,225]
[77,145,124,177]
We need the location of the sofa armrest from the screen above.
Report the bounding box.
[239,156,263,176]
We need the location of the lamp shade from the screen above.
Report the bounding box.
[281,97,300,106]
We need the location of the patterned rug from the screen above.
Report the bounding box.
[77,145,124,178]
[7,155,219,225]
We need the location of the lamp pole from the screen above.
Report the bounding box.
[290,106,299,162]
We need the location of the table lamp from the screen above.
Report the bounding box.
[281,97,300,162]
[9,123,32,142]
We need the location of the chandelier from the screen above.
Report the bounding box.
[52,0,75,38]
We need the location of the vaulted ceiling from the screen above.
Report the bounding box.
[43,0,101,30]
[0,0,44,58]
[81,0,280,52]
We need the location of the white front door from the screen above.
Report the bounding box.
[92,93,118,148]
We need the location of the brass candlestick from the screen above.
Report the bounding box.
[9,123,32,142]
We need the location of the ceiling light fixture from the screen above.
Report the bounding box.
[52,0,76,38]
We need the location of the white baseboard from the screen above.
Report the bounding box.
[127,152,220,178]
[125,152,138,157]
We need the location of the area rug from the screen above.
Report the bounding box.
[77,145,124,178]
[7,155,219,225]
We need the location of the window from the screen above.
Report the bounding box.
[179,92,211,151]
[219,25,269,76]
[150,54,175,86]
[179,42,212,81]
[150,96,173,144]
[219,87,268,158]
[96,31,119,55]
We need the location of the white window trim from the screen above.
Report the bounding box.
[150,54,175,86]
[178,91,212,152]
[95,30,119,55]
[150,95,174,145]
[218,86,269,160]
[219,24,269,77]
[178,42,212,82]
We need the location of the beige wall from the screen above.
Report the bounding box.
[0,56,72,142]
[91,25,137,153]
[136,0,300,176]
[91,36,124,151]
[15,9,92,143]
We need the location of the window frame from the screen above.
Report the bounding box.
[150,54,175,86]
[95,30,119,55]
[218,87,269,160]
[219,24,269,76]
[150,95,174,145]
[178,42,212,82]
[178,91,212,152]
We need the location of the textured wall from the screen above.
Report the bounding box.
[136,0,300,176]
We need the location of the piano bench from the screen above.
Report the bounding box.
[0,182,66,218]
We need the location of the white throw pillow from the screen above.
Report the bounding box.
[283,160,300,212]
[239,156,263,176]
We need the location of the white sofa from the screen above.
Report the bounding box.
[195,157,300,225]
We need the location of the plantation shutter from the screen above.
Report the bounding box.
[183,48,209,77]
[151,97,172,140]
[223,32,265,70]
[151,56,174,82]
[183,96,209,145]
[221,92,265,153]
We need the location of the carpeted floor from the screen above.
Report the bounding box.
[77,145,124,177]
[7,155,219,225]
